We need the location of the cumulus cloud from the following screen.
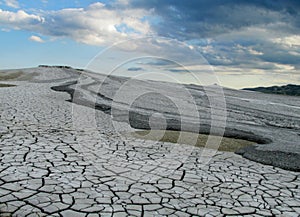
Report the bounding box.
[248,48,263,56]
[0,0,299,83]
[0,9,45,30]
[29,35,44,43]
[5,0,19,8]
[0,3,152,46]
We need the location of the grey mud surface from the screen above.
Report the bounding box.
[53,69,300,171]
[0,67,299,216]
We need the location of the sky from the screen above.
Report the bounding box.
[0,0,299,88]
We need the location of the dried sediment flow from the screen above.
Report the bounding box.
[0,67,299,216]
[54,69,300,171]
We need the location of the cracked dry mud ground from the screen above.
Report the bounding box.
[0,68,300,216]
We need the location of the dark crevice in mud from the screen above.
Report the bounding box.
[0,83,17,88]
[223,129,272,145]
[128,112,271,145]
[51,81,77,100]
[236,146,300,172]
[51,80,112,113]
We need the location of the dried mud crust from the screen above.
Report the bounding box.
[0,67,299,216]
[51,72,300,171]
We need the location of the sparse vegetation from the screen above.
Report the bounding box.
[243,84,300,96]
[0,71,37,81]
[0,71,23,81]
[39,65,72,69]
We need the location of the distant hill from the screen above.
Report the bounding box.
[243,84,300,96]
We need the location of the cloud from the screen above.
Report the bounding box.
[127,67,143,71]
[29,35,44,43]
[248,47,263,56]
[168,69,188,73]
[5,0,19,8]
[0,0,299,84]
[115,0,299,78]
[1,1,298,48]
[187,23,300,72]
[0,3,152,46]
[0,9,45,30]
[139,59,177,67]
[273,35,300,47]
[128,0,300,40]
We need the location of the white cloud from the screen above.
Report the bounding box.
[115,0,130,6]
[29,35,44,43]
[87,2,105,9]
[5,0,19,8]
[0,9,45,30]
[248,47,263,56]
[0,3,152,46]
[273,35,300,47]
[273,63,295,71]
